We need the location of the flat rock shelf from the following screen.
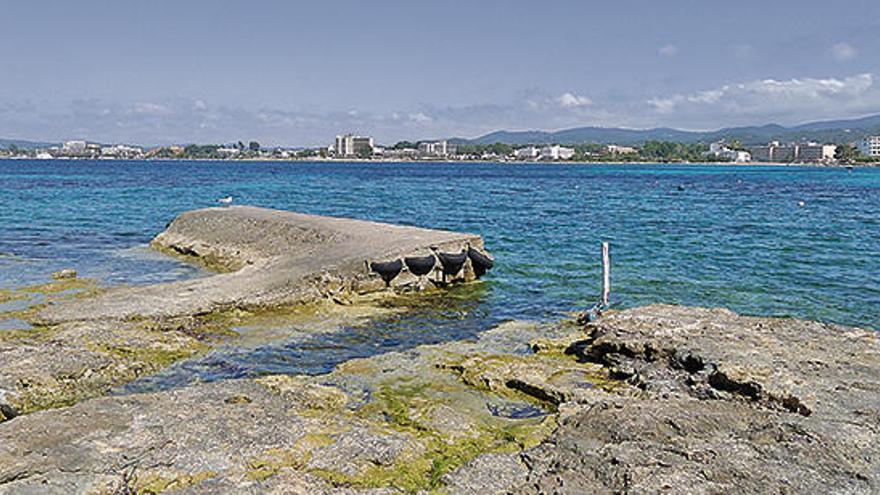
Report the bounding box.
[1,305,878,493]
[36,205,487,324]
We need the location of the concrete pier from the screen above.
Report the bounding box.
[36,206,488,324]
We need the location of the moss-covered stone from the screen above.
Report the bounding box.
[0,278,102,325]
[88,340,206,369]
[16,277,101,297]
[317,381,557,493]
[257,375,349,412]
[247,435,335,480]
[441,350,625,407]
[134,470,217,494]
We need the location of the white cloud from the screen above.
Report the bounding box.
[831,42,857,61]
[408,112,432,123]
[4,73,880,146]
[658,44,678,57]
[132,102,172,116]
[648,73,875,115]
[557,92,593,108]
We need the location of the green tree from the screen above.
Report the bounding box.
[727,139,747,151]
[835,144,859,163]
[486,142,513,156]
[248,141,260,152]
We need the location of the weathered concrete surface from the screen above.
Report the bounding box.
[0,207,488,418]
[2,305,878,494]
[36,206,485,324]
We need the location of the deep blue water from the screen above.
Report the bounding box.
[2,160,879,387]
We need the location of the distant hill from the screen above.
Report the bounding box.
[453,114,880,146]
[0,138,56,149]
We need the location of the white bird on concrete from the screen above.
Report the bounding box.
[218,196,233,206]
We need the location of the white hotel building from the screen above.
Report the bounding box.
[859,136,880,157]
[334,134,375,157]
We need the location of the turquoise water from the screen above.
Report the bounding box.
[2,160,879,387]
[2,159,878,326]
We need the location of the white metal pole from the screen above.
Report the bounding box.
[601,242,610,307]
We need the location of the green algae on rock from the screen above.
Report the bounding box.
[0,317,569,493]
[3,307,880,492]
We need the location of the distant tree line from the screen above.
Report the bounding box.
[449,141,723,162]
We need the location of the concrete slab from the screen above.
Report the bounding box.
[35,206,488,324]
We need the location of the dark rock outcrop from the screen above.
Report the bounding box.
[506,305,880,494]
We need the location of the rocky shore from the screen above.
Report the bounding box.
[1,305,878,493]
[1,207,878,493]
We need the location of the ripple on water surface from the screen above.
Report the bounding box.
[2,160,879,390]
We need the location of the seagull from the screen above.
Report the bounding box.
[217,196,233,206]
[797,201,806,208]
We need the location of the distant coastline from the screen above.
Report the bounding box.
[0,156,876,168]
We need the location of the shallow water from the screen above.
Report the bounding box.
[2,159,878,387]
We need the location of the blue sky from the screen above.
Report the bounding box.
[1,0,879,146]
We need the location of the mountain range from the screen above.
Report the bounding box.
[4,113,880,149]
[452,114,880,146]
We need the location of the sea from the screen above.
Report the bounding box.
[1,160,878,389]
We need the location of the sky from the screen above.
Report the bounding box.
[1,0,880,146]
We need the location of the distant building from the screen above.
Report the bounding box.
[101,144,144,159]
[514,146,540,160]
[707,141,751,163]
[540,145,575,161]
[859,136,880,157]
[749,142,794,162]
[796,144,837,163]
[713,149,751,163]
[748,142,834,163]
[708,142,726,155]
[334,134,374,157]
[62,140,87,153]
[417,140,455,158]
[217,147,240,157]
[732,150,751,162]
[384,148,419,159]
[606,144,637,154]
